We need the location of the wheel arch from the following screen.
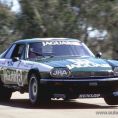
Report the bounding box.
[27,68,41,83]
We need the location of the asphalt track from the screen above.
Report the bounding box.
[0,92,118,118]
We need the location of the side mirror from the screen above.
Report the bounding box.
[12,57,20,62]
[96,52,102,58]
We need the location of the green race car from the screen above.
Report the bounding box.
[0,38,118,105]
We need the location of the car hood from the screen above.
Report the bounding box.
[37,56,112,72]
[106,59,118,67]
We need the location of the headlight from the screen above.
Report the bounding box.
[114,67,118,76]
[50,67,71,78]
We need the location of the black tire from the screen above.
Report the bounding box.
[28,73,50,105]
[0,86,12,102]
[104,95,118,105]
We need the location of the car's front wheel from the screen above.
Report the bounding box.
[28,73,50,105]
[104,94,118,105]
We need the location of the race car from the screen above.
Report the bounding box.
[0,38,118,105]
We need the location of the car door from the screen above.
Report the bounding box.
[0,44,16,84]
[1,43,26,86]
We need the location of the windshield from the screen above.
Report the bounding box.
[28,41,94,58]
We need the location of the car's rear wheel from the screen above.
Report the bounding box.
[28,73,50,105]
[0,86,12,102]
[104,94,118,105]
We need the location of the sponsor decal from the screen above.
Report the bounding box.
[0,60,7,65]
[50,68,70,77]
[42,41,80,46]
[52,70,68,76]
[79,94,100,98]
[66,59,110,69]
[3,69,23,86]
[7,61,14,66]
[89,82,98,86]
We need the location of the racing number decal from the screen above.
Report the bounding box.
[17,70,23,86]
[3,69,23,86]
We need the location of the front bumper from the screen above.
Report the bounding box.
[40,77,118,95]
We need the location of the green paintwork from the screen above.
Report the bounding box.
[35,56,112,72]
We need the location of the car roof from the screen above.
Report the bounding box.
[14,38,81,44]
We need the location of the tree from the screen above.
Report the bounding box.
[18,0,80,38]
[0,2,18,52]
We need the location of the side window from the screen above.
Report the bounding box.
[11,44,26,59]
[4,44,16,59]
[28,43,42,59]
